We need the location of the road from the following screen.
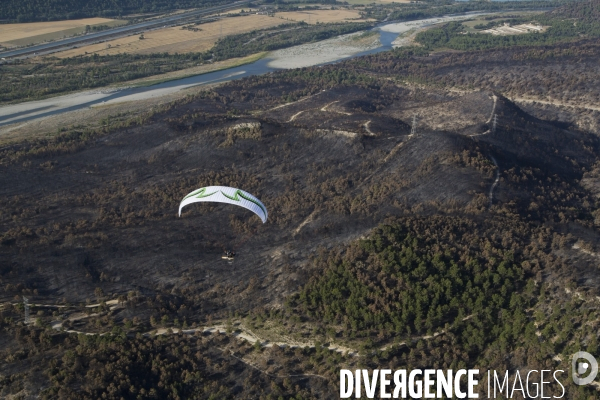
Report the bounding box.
[0,0,249,59]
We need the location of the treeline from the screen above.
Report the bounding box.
[415,3,600,51]
[416,20,600,52]
[0,0,235,22]
[211,22,374,61]
[287,217,533,342]
[548,0,600,23]
[386,0,564,23]
[0,53,210,104]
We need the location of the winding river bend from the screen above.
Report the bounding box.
[0,12,494,127]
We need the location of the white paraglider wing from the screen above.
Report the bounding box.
[178,186,268,223]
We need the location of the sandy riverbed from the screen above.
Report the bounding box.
[0,90,116,125]
[99,71,246,105]
[0,54,261,128]
[267,31,381,69]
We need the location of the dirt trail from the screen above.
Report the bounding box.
[487,95,498,124]
[294,210,317,235]
[264,91,324,113]
[264,90,359,124]
[46,301,461,357]
[7,302,67,308]
[285,97,355,123]
[86,299,119,308]
[320,101,337,112]
[470,94,497,137]
[363,120,375,136]
[320,100,351,115]
[489,155,500,207]
[145,321,450,356]
[383,137,411,163]
[51,311,104,335]
[572,241,600,258]
[355,132,414,191]
[288,110,305,122]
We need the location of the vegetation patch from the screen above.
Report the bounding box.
[287,217,529,343]
[415,0,600,51]
[211,21,374,61]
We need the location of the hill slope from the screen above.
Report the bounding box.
[2,38,600,398]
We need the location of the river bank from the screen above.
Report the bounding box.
[0,11,504,129]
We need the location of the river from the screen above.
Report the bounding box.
[0,12,498,127]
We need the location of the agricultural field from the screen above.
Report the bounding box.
[54,15,288,58]
[275,9,371,24]
[0,18,126,47]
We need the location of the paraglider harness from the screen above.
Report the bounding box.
[222,250,236,262]
[220,229,253,264]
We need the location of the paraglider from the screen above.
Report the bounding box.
[178,186,268,223]
[222,250,236,264]
[178,186,268,262]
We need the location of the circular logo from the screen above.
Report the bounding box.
[572,351,598,385]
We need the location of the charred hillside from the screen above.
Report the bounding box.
[1,76,599,317]
[3,37,600,399]
[0,91,480,312]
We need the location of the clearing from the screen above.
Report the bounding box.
[460,11,544,33]
[0,18,126,47]
[54,15,288,58]
[481,23,547,35]
[275,9,370,24]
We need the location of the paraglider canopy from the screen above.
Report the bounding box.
[178,186,268,223]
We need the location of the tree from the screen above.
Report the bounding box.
[94,287,104,302]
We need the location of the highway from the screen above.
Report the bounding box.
[0,0,249,59]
